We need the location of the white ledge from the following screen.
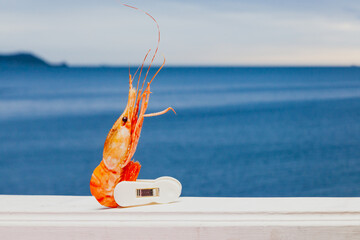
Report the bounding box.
[1,195,360,239]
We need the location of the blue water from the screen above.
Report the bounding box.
[0,66,360,197]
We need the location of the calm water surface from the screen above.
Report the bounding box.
[0,66,360,196]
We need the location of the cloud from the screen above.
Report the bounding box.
[0,0,359,65]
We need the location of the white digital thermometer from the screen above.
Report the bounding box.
[114,176,182,207]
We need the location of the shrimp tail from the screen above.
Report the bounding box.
[121,161,141,181]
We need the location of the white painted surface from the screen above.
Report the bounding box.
[0,195,360,239]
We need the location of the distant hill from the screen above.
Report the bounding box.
[0,53,67,68]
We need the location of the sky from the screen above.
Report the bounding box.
[0,0,360,66]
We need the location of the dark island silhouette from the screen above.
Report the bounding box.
[0,52,67,68]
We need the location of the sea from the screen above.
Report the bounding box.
[0,66,360,197]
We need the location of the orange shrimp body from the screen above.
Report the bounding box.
[90,79,140,208]
[90,4,175,208]
[91,69,174,208]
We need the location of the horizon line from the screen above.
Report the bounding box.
[67,64,360,68]
[1,51,359,68]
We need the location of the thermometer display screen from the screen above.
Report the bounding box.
[137,188,159,197]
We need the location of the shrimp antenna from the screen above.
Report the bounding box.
[136,49,151,95]
[122,3,161,91]
[131,64,141,82]
[135,49,151,108]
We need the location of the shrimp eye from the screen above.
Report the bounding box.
[122,116,128,123]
